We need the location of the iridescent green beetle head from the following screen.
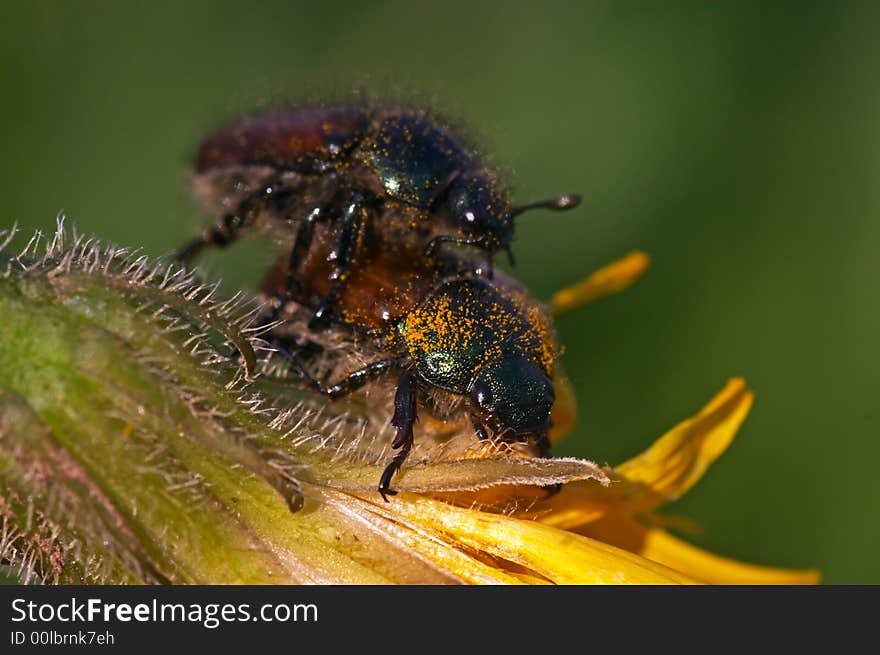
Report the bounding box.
[468,356,555,439]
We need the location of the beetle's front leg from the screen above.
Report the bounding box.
[285,353,400,400]
[379,370,418,501]
[424,235,494,278]
[471,416,489,442]
[535,429,552,458]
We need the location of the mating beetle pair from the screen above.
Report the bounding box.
[179,104,579,323]
[179,102,580,498]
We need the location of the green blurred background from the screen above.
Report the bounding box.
[2,1,878,583]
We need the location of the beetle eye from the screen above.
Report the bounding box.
[470,380,493,410]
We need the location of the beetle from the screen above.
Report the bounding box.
[259,235,564,500]
[177,103,580,325]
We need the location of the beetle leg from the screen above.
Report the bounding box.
[379,371,418,501]
[272,346,416,501]
[321,358,399,399]
[471,417,489,442]
[424,235,488,260]
[535,429,553,458]
[424,235,494,278]
[272,345,399,399]
[175,177,291,265]
[283,202,332,296]
[309,191,372,329]
[175,213,246,264]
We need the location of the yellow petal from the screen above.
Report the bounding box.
[578,514,820,585]
[381,494,699,584]
[514,485,611,528]
[319,487,527,584]
[515,379,753,530]
[550,251,650,316]
[614,378,753,512]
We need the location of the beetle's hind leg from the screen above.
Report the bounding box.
[379,371,418,501]
[175,177,294,266]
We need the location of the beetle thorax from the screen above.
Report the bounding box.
[399,278,556,395]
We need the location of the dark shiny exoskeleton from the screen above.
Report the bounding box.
[177,103,580,324]
[261,245,560,499]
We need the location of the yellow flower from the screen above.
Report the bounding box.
[283,253,819,585]
[0,230,819,585]
[315,378,817,584]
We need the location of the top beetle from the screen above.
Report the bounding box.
[178,103,580,322]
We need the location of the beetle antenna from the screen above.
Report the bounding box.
[511,193,581,218]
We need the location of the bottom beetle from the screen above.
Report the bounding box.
[261,240,563,499]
